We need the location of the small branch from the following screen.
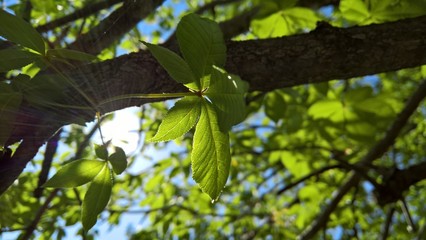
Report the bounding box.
[380,205,395,240]
[36,0,123,32]
[298,79,426,240]
[276,164,342,194]
[16,123,99,238]
[0,228,26,233]
[20,189,60,240]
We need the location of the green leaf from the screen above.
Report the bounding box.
[308,99,345,123]
[150,96,202,142]
[252,7,320,38]
[109,146,127,175]
[81,165,112,232]
[264,90,287,123]
[46,49,97,62]
[141,41,196,85]
[340,0,370,23]
[0,9,45,54]
[370,0,426,22]
[0,87,22,147]
[0,49,41,72]
[191,101,231,200]
[206,67,248,131]
[43,160,106,188]
[177,13,226,89]
[94,144,108,160]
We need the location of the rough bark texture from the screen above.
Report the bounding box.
[0,16,426,195]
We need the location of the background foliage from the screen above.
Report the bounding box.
[0,0,426,239]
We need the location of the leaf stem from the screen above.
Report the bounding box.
[96,112,106,145]
[97,92,195,107]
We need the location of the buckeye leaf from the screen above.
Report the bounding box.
[192,101,231,200]
[0,90,22,147]
[0,49,42,72]
[142,41,196,85]
[109,147,127,175]
[0,9,45,54]
[206,67,249,131]
[43,160,106,188]
[81,165,112,232]
[176,13,226,88]
[150,96,202,142]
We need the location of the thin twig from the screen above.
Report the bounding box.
[380,205,395,240]
[276,164,342,195]
[400,199,416,232]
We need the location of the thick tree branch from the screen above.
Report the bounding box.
[298,79,426,239]
[1,16,425,196]
[36,0,123,32]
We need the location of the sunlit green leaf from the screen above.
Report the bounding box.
[340,0,370,23]
[192,101,231,200]
[0,49,41,72]
[46,49,97,62]
[81,165,112,232]
[0,9,45,54]
[308,99,345,122]
[109,146,127,175]
[150,96,202,142]
[142,41,196,85]
[252,7,320,38]
[206,67,248,131]
[177,13,226,88]
[43,160,106,188]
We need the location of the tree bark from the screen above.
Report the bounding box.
[1,15,426,195]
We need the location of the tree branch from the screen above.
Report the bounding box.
[375,160,426,206]
[36,0,124,32]
[33,129,62,198]
[68,0,165,55]
[1,16,426,196]
[380,205,395,240]
[298,79,426,239]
